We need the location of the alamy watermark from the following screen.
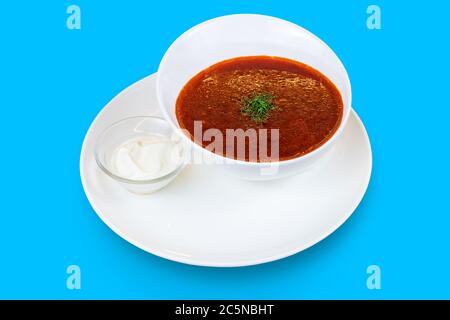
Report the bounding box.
[66,5,81,30]
[66,265,81,290]
[367,5,381,30]
[366,265,381,290]
[168,121,281,176]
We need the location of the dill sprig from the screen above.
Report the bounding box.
[240,92,276,123]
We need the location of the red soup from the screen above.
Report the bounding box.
[176,56,343,162]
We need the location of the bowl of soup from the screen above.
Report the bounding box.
[156,14,351,180]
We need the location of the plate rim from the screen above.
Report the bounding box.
[80,74,372,267]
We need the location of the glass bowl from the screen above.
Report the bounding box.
[95,116,186,194]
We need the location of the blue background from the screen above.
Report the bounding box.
[0,0,449,299]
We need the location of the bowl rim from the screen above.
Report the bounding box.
[156,13,352,167]
[94,115,187,184]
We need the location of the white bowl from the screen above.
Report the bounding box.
[156,14,352,180]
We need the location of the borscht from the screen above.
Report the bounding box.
[175,56,343,162]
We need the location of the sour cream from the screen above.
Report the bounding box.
[110,135,182,181]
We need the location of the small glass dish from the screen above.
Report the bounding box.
[95,116,186,194]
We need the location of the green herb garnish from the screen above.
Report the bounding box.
[241,92,276,123]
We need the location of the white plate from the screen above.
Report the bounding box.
[80,74,372,267]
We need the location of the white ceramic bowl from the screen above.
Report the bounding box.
[157,14,352,180]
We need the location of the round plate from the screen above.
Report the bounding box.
[80,74,372,267]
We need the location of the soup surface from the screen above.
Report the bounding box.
[176,56,343,162]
